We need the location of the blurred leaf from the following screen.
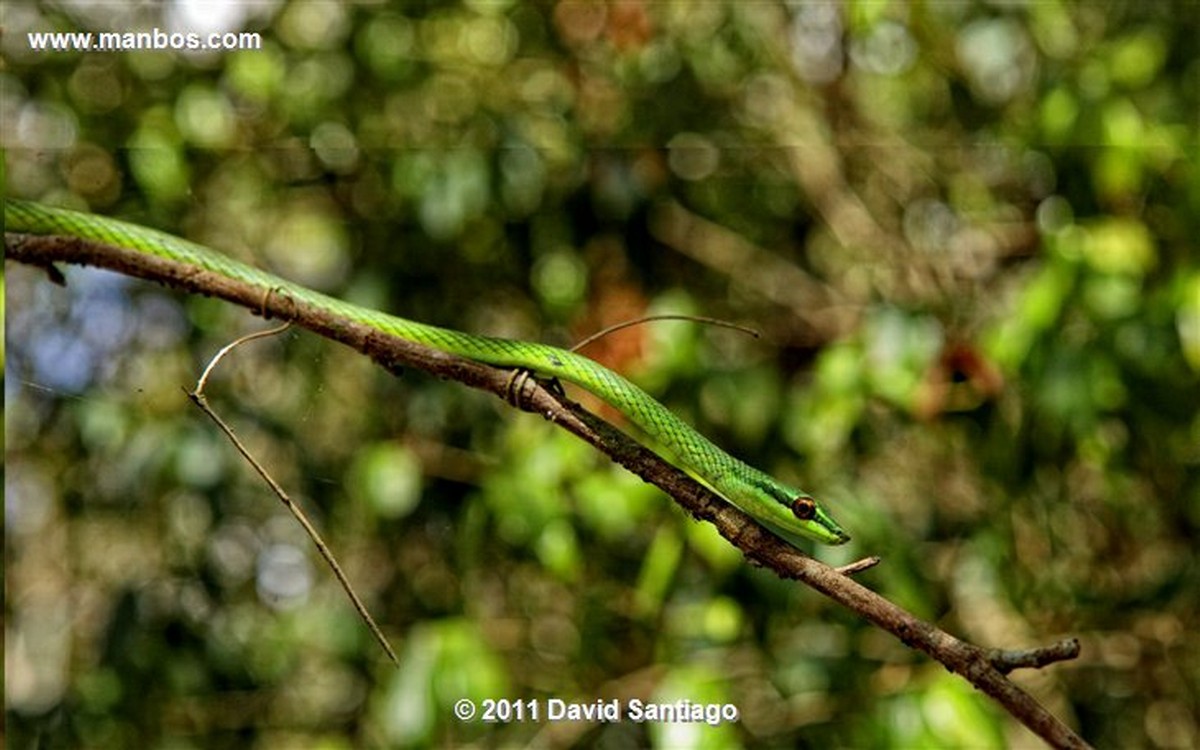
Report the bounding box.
[1178,272,1200,371]
[377,619,509,746]
[349,442,423,520]
[648,664,742,750]
[535,518,582,581]
[634,525,684,617]
[1107,29,1166,89]
[1081,217,1156,276]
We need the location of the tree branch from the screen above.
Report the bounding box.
[5,231,1090,749]
[988,639,1082,675]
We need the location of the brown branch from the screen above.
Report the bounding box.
[988,639,1082,675]
[835,556,882,576]
[6,231,1090,749]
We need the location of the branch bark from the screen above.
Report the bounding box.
[5,231,1090,749]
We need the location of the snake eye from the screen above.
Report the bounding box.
[791,496,816,521]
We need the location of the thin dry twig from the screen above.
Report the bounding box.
[835,556,881,576]
[569,314,760,353]
[187,323,400,667]
[6,231,1090,749]
[194,322,293,393]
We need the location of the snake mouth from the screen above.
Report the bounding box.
[818,513,852,545]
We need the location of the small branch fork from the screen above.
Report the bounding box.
[7,232,1090,750]
[187,322,400,667]
[988,639,1081,675]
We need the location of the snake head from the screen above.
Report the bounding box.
[786,493,851,545]
[724,473,851,547]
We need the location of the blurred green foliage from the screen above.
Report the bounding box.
[5,1,1198,748]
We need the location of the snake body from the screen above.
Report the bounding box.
[6,199,850,546]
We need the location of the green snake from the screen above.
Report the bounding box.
[5,199,850,546]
